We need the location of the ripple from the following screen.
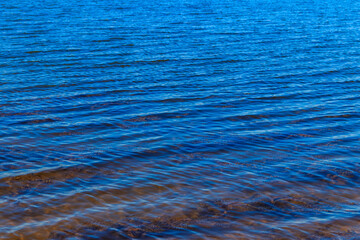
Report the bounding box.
[1,0,360,239]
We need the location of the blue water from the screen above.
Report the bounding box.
[1,0,360,239]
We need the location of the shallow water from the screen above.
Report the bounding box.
[1,0,360,239]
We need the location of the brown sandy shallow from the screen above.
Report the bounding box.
[5,193,359,240]
[3,148,360,240]
[47,197,360,240]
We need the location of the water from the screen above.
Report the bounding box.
[1,0,360,239]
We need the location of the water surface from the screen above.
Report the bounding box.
[1,0,360,239]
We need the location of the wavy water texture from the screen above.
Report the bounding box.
[1,0,360,239]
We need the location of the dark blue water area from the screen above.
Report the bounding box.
[1,0,360,239]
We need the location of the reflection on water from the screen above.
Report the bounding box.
[1,0,360,239]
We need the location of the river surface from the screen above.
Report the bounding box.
[1,0,360,239]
